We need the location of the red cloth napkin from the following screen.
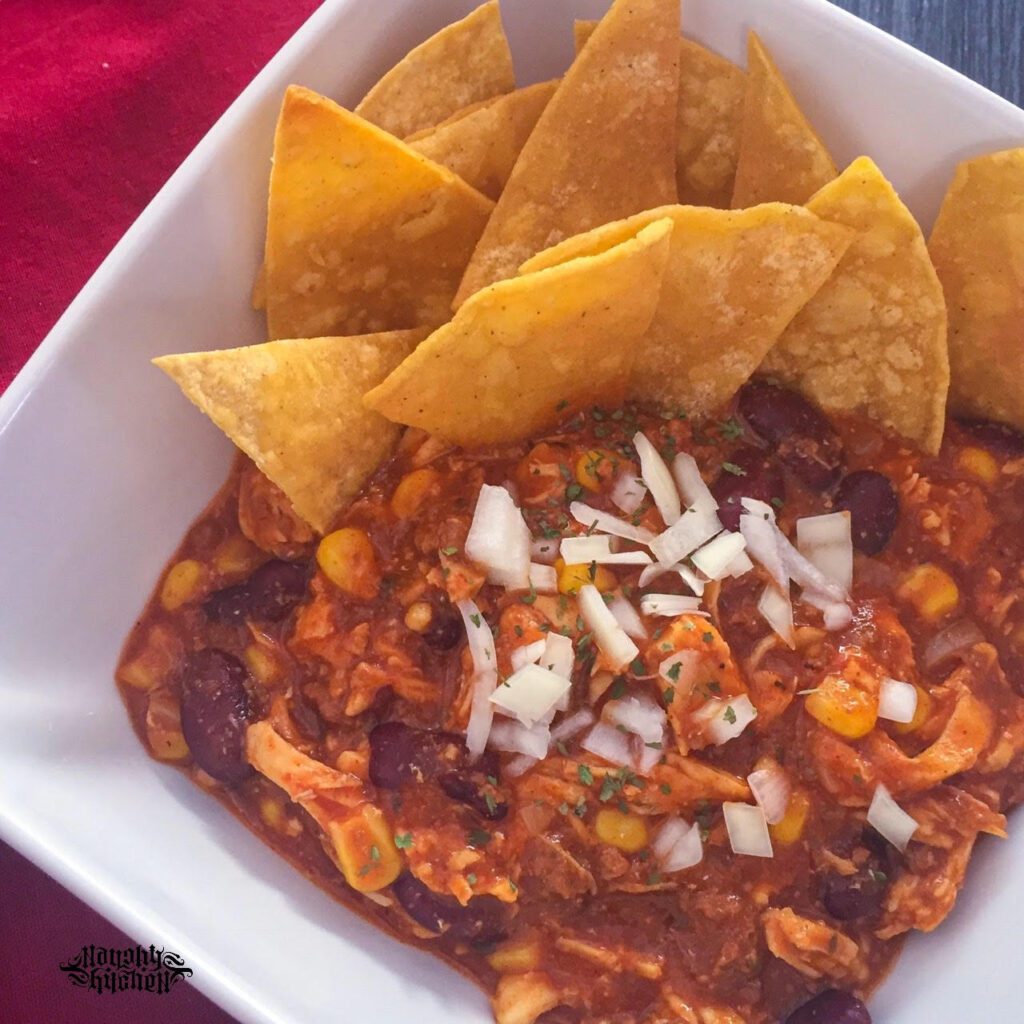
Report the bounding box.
[0,2,319,1020]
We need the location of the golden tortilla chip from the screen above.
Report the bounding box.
[522,205,853,415]
[154,330,427,533]
[364,219,674,445]
[731,32,837,208]
[928,147,1024,431]
[453,0,680,305]
[763,157,949,453]
[575,21,746,209]
[407,81,558,200]
[354,1,515,139]
[264,86,493,341]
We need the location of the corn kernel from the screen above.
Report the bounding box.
[488,938,542,974]
[957,446,999,485]
[898,564,960,622]
[404,601,433,633]
[556,557,616,595]
[391,468,440,519]
[118,658,159,691]
[260,797,285,831]
[804,671,878,739]
[213,534,262,576]
[770,790,810,845]
[574,449,619,492]
[890,684,933,735]
[160,559,205,611]
[317,528,380,600]
[329,804,402,892]
[594,809,649,853]
[244,645,279,684]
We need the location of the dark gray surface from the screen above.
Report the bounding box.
[832,0,1022,105]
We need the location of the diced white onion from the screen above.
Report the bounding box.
[697,694,758,745]
[505,754,539,778]
[598,551,654,565]
[635,742,663,776]
[723,802,774,858]
[580,722,635,768]
[923,619,984,668]
[677,564,707,596]
[878,677,918,724]
[458,599,497,760]
[671,453,719,514]
[633,431,682,526]
[550,708,595,743]
[610,472,647,515]
[604,694,666,744]
[742,497,777,521]
[608,596,648,639]
[578,584,639,671]
[653,817,704,872]
[464,484,531,589]
[490,663,571,728]
[541,631,575,680]
[488,719,551,759]
[658,650,702,690]
[510,639,547,672]
[560,535,613,563]
[649,507,722,566]
[570,501,655,544]
[528,562,558,593]
[530,537,560,564]
[747,765,791,825]
[726,549,754,578]
[801,588,854,630]
[740,511,788,590]
[797,512,853,593]
[641,594,706,617]
[867,784,919,852]
[757,585,794,648]
[778,529,848,602]
[691,531,747,581]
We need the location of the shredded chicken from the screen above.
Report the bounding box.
[763,907,863,983]
[492,972,561,1024]
[520,835,596,899]
[237,461,316,558]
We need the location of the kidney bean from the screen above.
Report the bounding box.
[391,874,507,944]
[834,471,899,554]
[712,446,786,530]
[289,689,325,742]
[368,721,466,789]
[784,990,871,1024]
[204,559,309,624]
[821,871,885,921]
[738,381,844,489]
[439,770,508,821]
[422,599,463,650]
[958,418,1024,455]
[179,649,252,784]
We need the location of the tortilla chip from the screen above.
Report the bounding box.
[452,0,680,305]
[928,147,1024,431]
[575,21,746,209]
[264,86,493,341]
[154,330,427,533]
[763,157,949,453]
[407,81,558,200]
[522,204,853,415]
[731,32,837,208]
[354,1,514,139]
[364,219,674,445]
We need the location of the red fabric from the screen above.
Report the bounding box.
[0,2,319,1020]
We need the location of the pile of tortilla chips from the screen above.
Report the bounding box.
[156,0,1024,536]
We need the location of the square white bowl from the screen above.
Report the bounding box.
[1,2,1022,1022]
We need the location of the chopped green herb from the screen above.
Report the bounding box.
[467,828,492,848]
[521,586,537,606]
[573,798,588,818]
[719,418,744,440]
[646,870,663,886]
[608,677,627,700]
[470,613,482,628]
[370,845,381,862]
[466,873,478,885]
[659,783,672,795]
[556,399,570,411]
[484,792,498,815]
[702,631,714,644]
[556,740,569,757]
[559,463,572,481]
[577,764,594,786]
[440,545,459,556]
[666,661,682,682]
[723,705,737,725]
[770,496,785,510]
[721,461,747,476]
[513,624,524,637]
[394,833,413,849]
[565,483,584,501]
[663,685,676,705]
[486,775,498,786]
[629,656,646,675]
[645,741,663,750]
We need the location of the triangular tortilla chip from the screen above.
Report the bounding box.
[575,21,746,209]
[521,204,853,415]
[407,81,558,200]
[264,86,493,341]
[731,32,837,208]
[154,330,427,533]
[763,157,949,453]
[929,147,1024,431]
[354,1,515,139]
[453,0,680,305]
[364,219,674,445]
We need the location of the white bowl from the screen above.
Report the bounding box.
[1,2,1022,1022]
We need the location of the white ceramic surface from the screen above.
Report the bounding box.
[1,2,1022,1022]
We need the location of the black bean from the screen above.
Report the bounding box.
[368,721,465,789]
[422,600,463,650]
[821,871,885,920]
[204,559,309,624]
[438,770,509,821]
[390,874,507,944]
[739,381,844,489]
[712,446,786,531]
[958,418,1024,456]
[834,471,899,554]
[784,990,871,1024]
[179,649,252,784]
